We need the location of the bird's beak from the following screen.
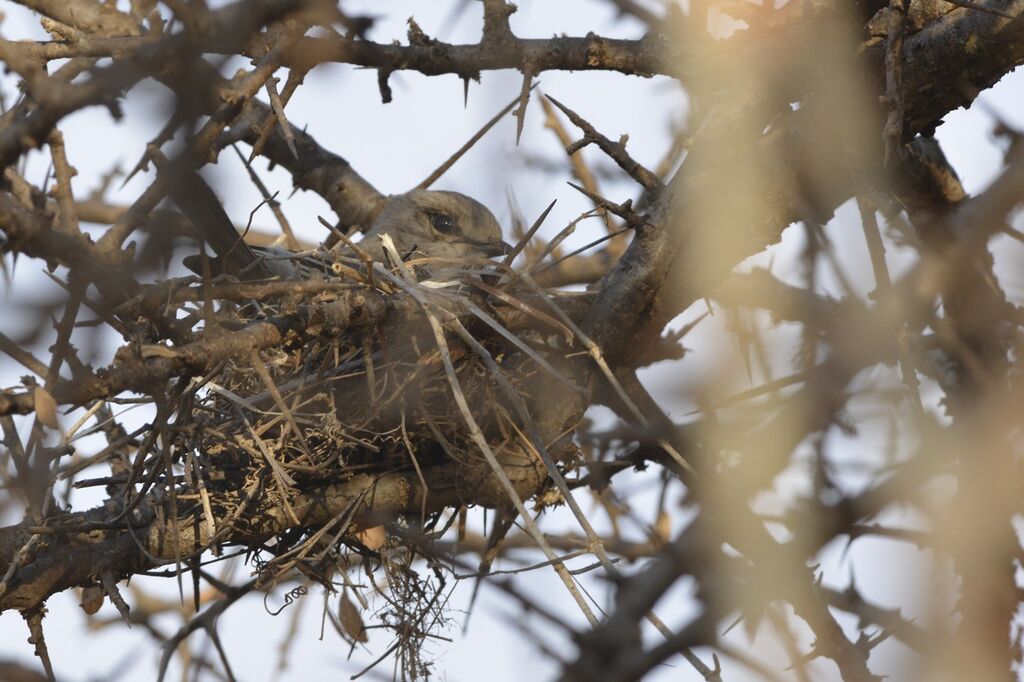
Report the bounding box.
[477,239,513,258]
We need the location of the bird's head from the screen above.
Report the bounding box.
[364,190,510,260]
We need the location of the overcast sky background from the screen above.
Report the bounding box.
[0,1,1023,680]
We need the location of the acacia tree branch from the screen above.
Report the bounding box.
[0,4,1023,679]
[8,20,680,80]
[8,0,387,232]
[0,287,390,417]
[280,31,676,80]
[580,0,1024,365]
[14,0,142,37]
[0,0,305,170]
[0,448,547,612]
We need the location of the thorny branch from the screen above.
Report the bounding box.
[0,0,1023,680]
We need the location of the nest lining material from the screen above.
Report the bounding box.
[155,257,578,567]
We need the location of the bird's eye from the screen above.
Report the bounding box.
[428,212,455,234]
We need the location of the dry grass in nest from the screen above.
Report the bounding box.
[164,258,572,574]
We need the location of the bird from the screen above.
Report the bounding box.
[172,170,510,281]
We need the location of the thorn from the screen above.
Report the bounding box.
[721,612,745,636]
[265,76,298,161]
[544,94,578,125]
[121,110,185,189]
[515,71,534,145]
[841,535,855,560]
[416,81,537,190]
[666,309,710,342]
[120,154,149,189]
[546,94,663,194]
[377,69,393,104]
[503,198,555,268]
[565,181,645,227]
[100,572,132,624]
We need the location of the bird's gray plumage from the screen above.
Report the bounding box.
[179,181,510,280]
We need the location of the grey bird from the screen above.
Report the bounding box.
[174,171,510,280]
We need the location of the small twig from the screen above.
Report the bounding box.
[249,67,307,162]
[99,571,132,622]
[23,607,56,682]
[47,129,80,234]
[0,331,49,377]
[533,226,631,276]
[264,75,298,160]
[538,92,616,234]
[481,0,517,44]
[565,181,647,228]
[416,83,539,190]
[856,196,923,414]
[545,95,663,194]
[232,144,300,250]
[526,207,602,270]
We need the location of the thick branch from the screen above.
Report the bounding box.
[582,0,1024,362]
[0,445,546,612]
[0,289,391,417]
[14,0,141,37]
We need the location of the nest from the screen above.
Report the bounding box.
[154,256,581,577]
[85,247,593,678]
